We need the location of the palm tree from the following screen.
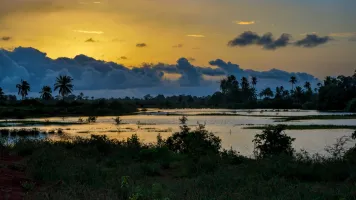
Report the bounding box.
[0,87,5,101]
[289,76,297,90]
[40,86,53,100]
[304,81,311,91]
[16,80,30,100]
[54,75,74,100]
[251,76,258,89]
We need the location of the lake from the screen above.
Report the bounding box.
[1,109,355,157]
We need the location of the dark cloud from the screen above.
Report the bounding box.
[295,34,332,47]
[209,59,244,75]
[85,38,96,42]
[0,47,319,96]
[176,58,202,86]
[228,31,292,50]
[119,56,128,60]
[136,43,147,48]
[1,36,11,41]
[172,44,183,48]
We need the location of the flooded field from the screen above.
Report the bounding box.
[1,109,355,156]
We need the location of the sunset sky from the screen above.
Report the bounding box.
[0,0,356,78]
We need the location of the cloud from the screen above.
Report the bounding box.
[74,30,104,34]
[85,38,96,42]
[172,44,183,48]
[1,36,11,41]
[187,35,205,38]
[119,56,128,60]
[295,34,332,48]
[0,47,320,97]
[228,31,291,50]
[234,21,255,25]
[136,43,147,48]
[228,31,332,49]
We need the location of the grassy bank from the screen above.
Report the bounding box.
[0,120,85,127]
[276,114,356,122]
[1,123,356,199]
[245,124,356,130]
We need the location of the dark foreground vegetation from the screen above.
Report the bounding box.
[1,71,355,119]
[1,117,356,199]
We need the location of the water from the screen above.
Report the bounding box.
[1,109,355,156]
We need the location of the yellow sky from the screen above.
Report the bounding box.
[0,0,356,77]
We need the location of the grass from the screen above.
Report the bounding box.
[0,120,85,127]
[0,128,65,137]
[2,134,356,200]
[245,124,356,130]
[275,114,356,122]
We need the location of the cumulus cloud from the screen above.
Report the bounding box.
[228,31,292,50]
[85,38,96,42]
[0,47,319,96]
[295,34,332,48]
[1,36,11,41]
[136,43,147,48]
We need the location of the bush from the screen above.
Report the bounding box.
[165,118,221,157]
[253,125,295,158]
[346,98,356,112]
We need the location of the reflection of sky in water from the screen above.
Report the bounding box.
[1,109,355,157]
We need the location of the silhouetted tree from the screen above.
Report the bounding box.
[0,87,5,101]
[54,75,73,100]
[39,86,53,100]
[260,88,274,99]
[289,76,297,90]
[304,81,311,92]
[251,76,258,89]
[16,80,30,100]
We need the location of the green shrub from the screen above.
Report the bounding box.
[253,125,295,158]
[166,117,221,158]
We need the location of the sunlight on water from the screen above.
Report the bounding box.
[1,109,355,156]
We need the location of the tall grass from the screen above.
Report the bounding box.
[3,122,356,199]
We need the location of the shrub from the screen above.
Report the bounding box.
[165,117,221,157]
[86,116,97,123]
[253,125,295,158]
[114,116,122,125]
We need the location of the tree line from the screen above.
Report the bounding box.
[0,71,355,112]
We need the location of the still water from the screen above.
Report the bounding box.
[2,109,355,156]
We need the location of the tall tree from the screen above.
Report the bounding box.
[289,76,297,90]
[251,76,258,89]
[16,80,31,100]
[0,87,5,101]
[304,81,312,92]
[54,75,74,100]
[259,88,274,99]
[40,86,53,100]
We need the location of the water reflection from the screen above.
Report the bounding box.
[1,109,355,156]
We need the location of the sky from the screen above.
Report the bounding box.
[0,0,356,97]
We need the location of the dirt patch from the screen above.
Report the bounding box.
[0,152,31,200]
